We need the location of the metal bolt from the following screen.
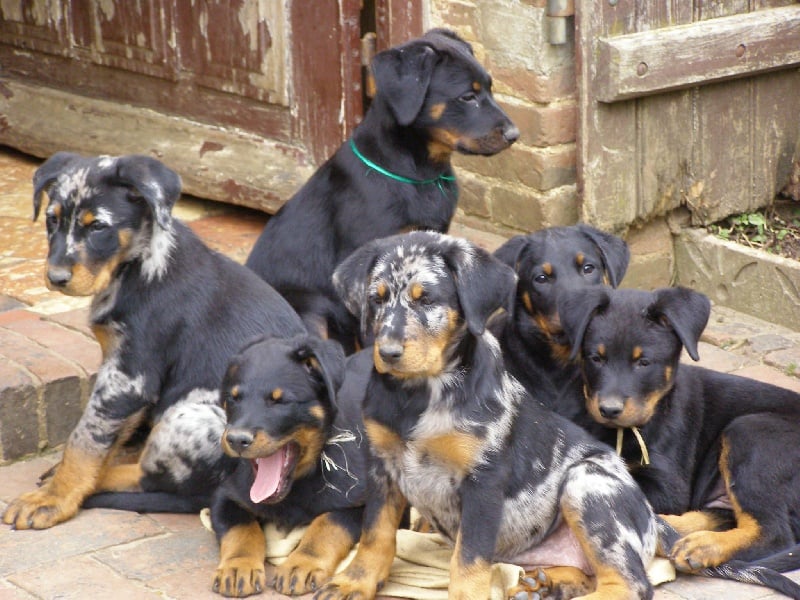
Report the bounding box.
[637,62,648,76]
[735,44,746,58]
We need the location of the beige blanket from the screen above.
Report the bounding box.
[201,509,675,599]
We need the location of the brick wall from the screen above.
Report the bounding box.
[428,1,675,290]
[430,0,579,238]
[0,308,100,463]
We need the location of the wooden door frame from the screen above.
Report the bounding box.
[0,1,424,212]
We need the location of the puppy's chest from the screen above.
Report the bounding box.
[381,406,489,512]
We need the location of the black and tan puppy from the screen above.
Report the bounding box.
[492,224,629,420]
[246,28,518,349]
[2,152,305,530]
[316,231,664,600]
[560,286,800,575]
[211,334,370,597]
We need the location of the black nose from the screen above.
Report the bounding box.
[503,124,520,144]
[599,403,623,420]
[47,266,72,287]
[378,341,404,365]
[225,429,254,454]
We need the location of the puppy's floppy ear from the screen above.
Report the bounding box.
[293,336,346,420]
[442,239,517,337]
[559,287,611,361]
[646,287,710,361]
[32,152,84,221]
[112,155,182,230]
[333,239,387,339]
[371,41,437,126]
[577,223,630,288]
[493,235,531,272]
[423,28,475,56]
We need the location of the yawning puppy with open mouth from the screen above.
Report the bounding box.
[210,334,371,597]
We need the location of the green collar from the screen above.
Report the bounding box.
[349,139,455,195]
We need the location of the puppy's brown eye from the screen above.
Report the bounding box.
[459,92,477,103]
[582,264,596,275]
[636,358,651,368]
[534,274,549,284]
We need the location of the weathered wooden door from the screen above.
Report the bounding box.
[576,1,800,233]
[0,1,420,213]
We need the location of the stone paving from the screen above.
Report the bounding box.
[1,146,800,599]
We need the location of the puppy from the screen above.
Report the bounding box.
[3,152,305,530]
[316,231,662,600]
[245,29,518,349]
[492,224,629,421]
[211,334,370,597]
[560,286,800,574]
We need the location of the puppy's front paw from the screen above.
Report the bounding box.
[313,572,378,600]
[212,557,266,597]
[2,489,79,530]
[272,555,333,595]
[670,531,729,572]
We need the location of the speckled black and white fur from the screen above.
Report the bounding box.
[314,231,659,600]
[2,152,305,531]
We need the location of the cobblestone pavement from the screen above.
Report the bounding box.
[1,147,799,599]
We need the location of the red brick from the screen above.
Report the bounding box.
[7,555,163,600]
[0,328,87,449]
[490,185,546,232]
[0,360,39,461]
[449,220,509,253]
[686,342,753,373]
[502,100,577,147]
[529,145,577,190]
[0,452,60,501]
[3,317,101,377]
[456,172,491,219]
[44,307,93,338]
[0,308,38,327]
[188,210,267,264]
[626,218,673,256]
[0,329,83,384]
[487,60,577,103]
[538,185,579,227]
[42,378,84,448]
[456,143,576,192]
[0,508,165,577]
[93,527,219,593]
[733,365,800,394]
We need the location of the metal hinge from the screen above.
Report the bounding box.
[547,0,575,45]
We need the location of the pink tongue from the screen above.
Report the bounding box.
[250,448,285,503]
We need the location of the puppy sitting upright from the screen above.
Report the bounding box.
[3,152,305,530]
[246,29,518,348]
[560,286,800,573]
[318,231,662,600]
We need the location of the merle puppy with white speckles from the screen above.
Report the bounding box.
[2,152,305,531]
[311,230,662,600]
